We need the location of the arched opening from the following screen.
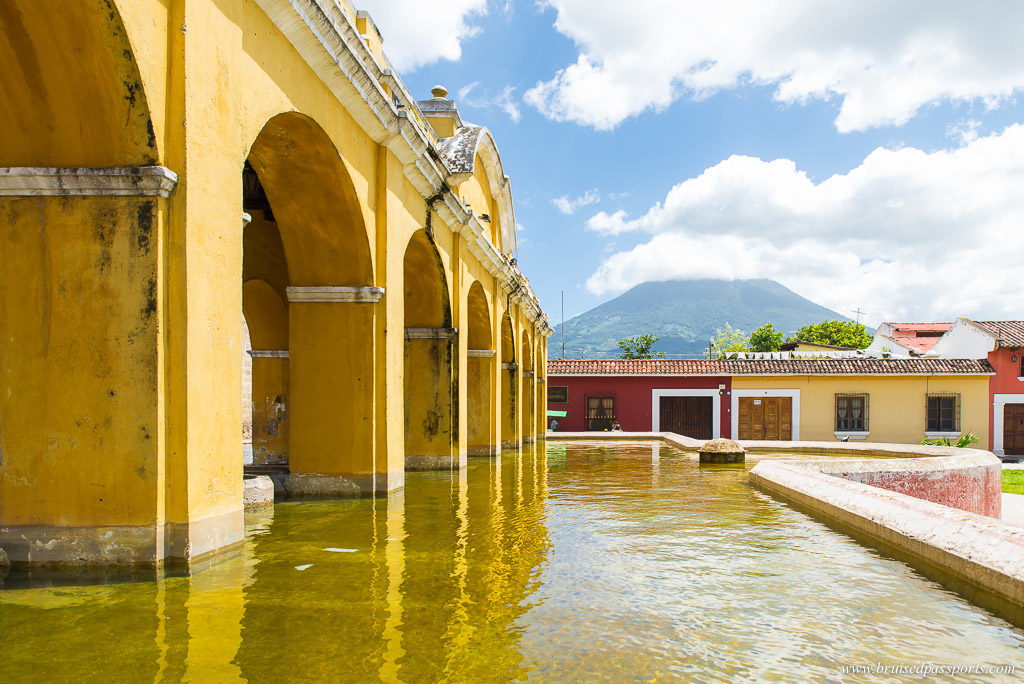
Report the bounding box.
[241,279,289,464]
[521,331,535,443]
[466,282,494,456]
[244,112,377,490]
[403,230,456,470]
[0,2,158,166]
[500,313,518,450]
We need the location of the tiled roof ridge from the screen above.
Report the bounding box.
[547,357,994,376]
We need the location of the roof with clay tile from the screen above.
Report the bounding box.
[547,357,993,376]
[969,321,1024,348]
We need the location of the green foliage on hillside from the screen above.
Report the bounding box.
[618,334,666,359]
[791,320,872,348]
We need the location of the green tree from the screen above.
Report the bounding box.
[748,323,784,352]
[791,320,872,348]
[617,333,666,359]
[710,324,748,357]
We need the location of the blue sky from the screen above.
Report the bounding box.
[362,0,1024,327]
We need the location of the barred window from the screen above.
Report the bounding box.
[548,386,568,403]
[585,396,615,431]
[835,394,868,431]
[926,393,960,432]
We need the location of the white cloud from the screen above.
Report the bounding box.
[585,125,1024,324]
[552,188,601,214]
[457,82,522,123]
[359,0,487,72]
[526,0,1024,131]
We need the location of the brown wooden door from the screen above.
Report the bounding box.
[1005,404,1024,455]
[660,396,713,439]
[738,397,792,440]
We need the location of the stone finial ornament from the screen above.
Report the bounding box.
[431,85,448,99]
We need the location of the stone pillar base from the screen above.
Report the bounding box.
[281,473,370,498]
[405,454,458,471]
[0,509,243,567]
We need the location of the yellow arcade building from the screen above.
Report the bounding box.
[0,0,551,567]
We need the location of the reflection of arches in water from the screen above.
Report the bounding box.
[403,229,456,470]
[231,455,551,682]
[243,112,377,483]
[467,281,495,456]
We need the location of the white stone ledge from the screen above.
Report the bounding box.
[248,350,289,358]
[0,166,178,197]
[468,349,495,358]
[502,362,519,371]
[404,327,457,340]
[286,286,384,302]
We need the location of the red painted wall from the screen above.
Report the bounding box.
[546,375,732,437]
[988,348,1024,449]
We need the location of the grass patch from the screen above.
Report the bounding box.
[1003,469,1024,495]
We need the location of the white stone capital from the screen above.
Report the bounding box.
[0,166,178,197]
[286,286,384,303]
[248,349,289,358]
[405,327,457,340]
[467,349,496,358]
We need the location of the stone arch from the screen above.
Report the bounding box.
[521,330,535,443]
[404,229,456,469]
[467,282,494,456]
[0,1,158,166]
[0,0,172,554]
[500,312,518,449]
[473,132,516,255]
[242,279,289,464]
[243,111,378,485]
[246,112,373,286]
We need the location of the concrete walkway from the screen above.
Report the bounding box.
[1003,494,1024,528]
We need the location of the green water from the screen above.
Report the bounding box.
[3,441,1023,682]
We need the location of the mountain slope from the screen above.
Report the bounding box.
[553,279,850,358]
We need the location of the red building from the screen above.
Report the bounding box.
[930,319,1024,457]
[546,359,731,438]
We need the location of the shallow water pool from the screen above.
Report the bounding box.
[2,441,1022,681]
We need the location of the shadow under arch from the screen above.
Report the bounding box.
[0,1,158,166]
[467,281,494,456]
[500,313,518,450]
[242,279,289,464]
[244,111,378,488]
[403,229,457,470]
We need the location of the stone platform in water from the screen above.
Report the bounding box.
[699,438,747,464]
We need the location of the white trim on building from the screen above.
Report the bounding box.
[730,389,801,441]
[651,388,721,438]
[993,393,1024,457]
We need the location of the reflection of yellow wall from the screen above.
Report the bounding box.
[731,375,990,445]
[0,0,550,565]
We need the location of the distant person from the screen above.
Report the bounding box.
[549,418,558,432]
[611,420,622,432]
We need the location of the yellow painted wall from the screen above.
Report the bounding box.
[0,0,550,563]
[731,375,990,446]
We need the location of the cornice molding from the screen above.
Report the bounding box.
[0,166,178,197]
[286,286,384,303]
[405,327,458,340]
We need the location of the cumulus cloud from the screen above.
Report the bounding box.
[526,0,1024,131]
[360,0,487,71]
[585,125,1024,324]
[457,82,522,123]
[552,188,601,215]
